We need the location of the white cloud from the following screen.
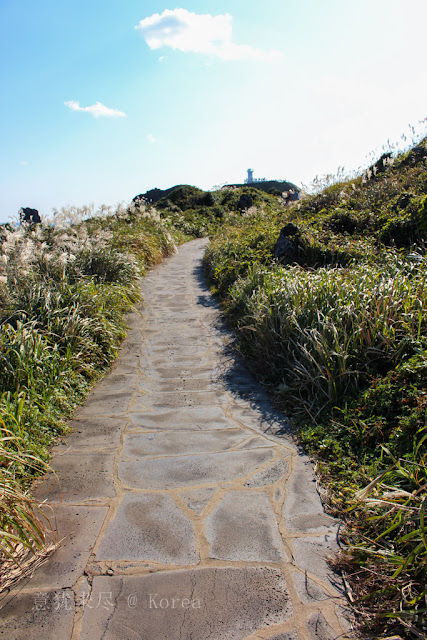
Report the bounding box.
[135,9,282,62]
[64,100,126,118]
[146,134,157,143]
[19,160,29,166]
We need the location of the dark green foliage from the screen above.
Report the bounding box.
[156,185,205,210]
[292,136,427,250]
[199,191,219,207]
[378,214,418,247]
[323,208,358,234]
[329,353,427,460]
[398,142,427,168]
[152,185,281,239]
[415,193,427,236]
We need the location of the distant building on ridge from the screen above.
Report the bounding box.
[221,169,300,202]
[244,168,267,184]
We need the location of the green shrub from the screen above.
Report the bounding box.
[324,208,358,234]
[157,185,205,210]
[74,248,138,284]
[378,215,418,247]
[414,193,427,237]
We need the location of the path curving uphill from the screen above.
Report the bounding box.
[0,239,352,639]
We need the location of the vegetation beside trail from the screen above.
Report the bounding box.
[153,183,281,238]
[0,203,178,580]
[0,183,287,582]
[203,137,427,638]
[2,132,426,638]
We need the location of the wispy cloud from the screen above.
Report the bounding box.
[146,134,157,143]
[135,9,283,62]
[19,160,29,166]
[64,100,126,118]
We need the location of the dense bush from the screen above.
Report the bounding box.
[156,185,281,239]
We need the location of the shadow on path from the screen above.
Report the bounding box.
[193,260,295,440]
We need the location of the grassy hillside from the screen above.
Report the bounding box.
[204,137,427,638]
[135,183,285,237]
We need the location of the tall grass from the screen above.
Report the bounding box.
[0,201,180,581]
[0,421,58,589]
[225,255,427,416]
[337,439,427,638]
[204,135,427,637]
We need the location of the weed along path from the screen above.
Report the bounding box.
[1,239,352,640]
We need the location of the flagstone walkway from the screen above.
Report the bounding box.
[0,239,353,639]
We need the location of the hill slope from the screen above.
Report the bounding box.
[203,136,427,639]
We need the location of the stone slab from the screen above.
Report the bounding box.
[132,391,229,410]
[292,571,329,604]
[27,504,108,589]
[128,406,236,430]
[119,448,275,490]
[143,366,216,379]
[74,391,134,417]
[206,490,286,562]
[149,298,192,306]
[144,312,202,323]
[244,458,290,487]
[0,589,75,639]
[96,493,198,564]
[122,428,249,458]
[143,318,202,328]
[151,332,216,343]
[123,309,143,329]
[154,378,221,392]
[79,567,292,640]
[235,435,274,450]
[35,452,115,503]
[144,335,211,347]
[228,404,295,440]
[133,378,220,394]
[141,345,211,357]
[53,417,126,451]
[292,535,341,589]
[93,373,139,393]
[307,612,338,640]
[145,354,212,367]
[109,358,141,375]
[282,456,338,533]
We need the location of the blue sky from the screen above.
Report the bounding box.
[0,0,426,223]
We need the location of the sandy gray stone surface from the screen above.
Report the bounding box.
[0,239,353,639]
[206,490,287,561]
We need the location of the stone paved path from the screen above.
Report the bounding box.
[0,239,352,639]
